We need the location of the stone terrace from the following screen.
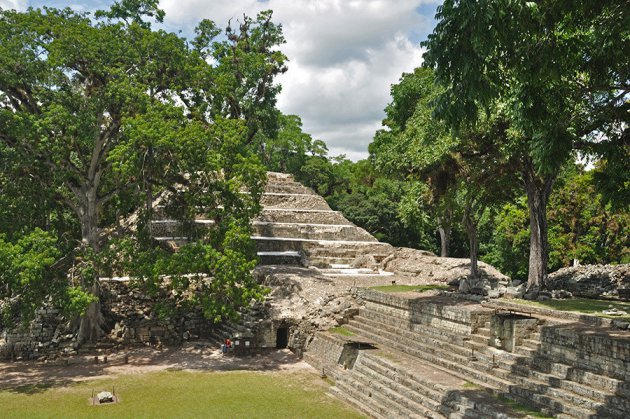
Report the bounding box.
[304,289,630,418]
[151,172,394,268]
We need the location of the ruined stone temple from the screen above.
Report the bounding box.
[2,172,630,418]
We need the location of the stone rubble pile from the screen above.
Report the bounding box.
[546,264,630,297]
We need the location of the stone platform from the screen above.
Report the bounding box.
[304,290,630,418]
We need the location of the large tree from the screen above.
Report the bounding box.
[423,0,629,290]
[371,68,518,281]
[0,3,286,338]
[371,68,458,256]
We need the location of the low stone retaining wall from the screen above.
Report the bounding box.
[540,326,630,381]
[356,289,492,335]
[0,280,215,361]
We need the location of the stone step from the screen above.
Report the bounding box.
[359,354,523,419]
[260,193,331,210]
[252,237,390,257]
[344,320,596,418]
[359,308,471,345]
[256,209,353,225]
[264,181,317,195]
[357,314,622,417]
[354,352,486,418]
[150,219,214,237]
[307,257,356,268]
[319,269,394,277]
[351,316,500,372]
[354,355,459,417]
[468,333,490,346]
[475,327,491,337]
[344,321,511,391]
[266,172,295,183]
[252,221,375,242]
[346,362,447,418]
[357,318,472,360]
[355,310,626,408]
[346,318,613,419]
[257,251,304,266]
[473,342,630,403]
[496,363,629,416]
[329,384,388,419]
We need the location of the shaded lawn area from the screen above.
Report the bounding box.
[508,298,630,321]
[369,284,450,293]
[0,370,364,419]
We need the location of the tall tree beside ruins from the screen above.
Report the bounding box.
[0,3,287,338]
[371,68,518,282]
[371,68,457,257]
[422,0,629,290]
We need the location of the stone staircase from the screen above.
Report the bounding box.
[304,332,532,419]
[310,290,630,418]
[150,172,394,268]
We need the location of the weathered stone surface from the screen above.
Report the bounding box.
[547,264,630,297]
[380,247,510,299]
[97,391,114,403]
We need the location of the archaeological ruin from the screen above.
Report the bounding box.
[1,172,629,418]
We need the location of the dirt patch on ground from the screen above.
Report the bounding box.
[0,345,313,390]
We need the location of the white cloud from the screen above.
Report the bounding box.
[160,0,439,160]
[0,0,26,11]
[10,0,438,160]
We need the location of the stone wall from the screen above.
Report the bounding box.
[0,280,215,360]
[356,288,492,335]
[304,333,346,368]
[0,307,75,361]
[100,280,213,346]
[540,325,630,381]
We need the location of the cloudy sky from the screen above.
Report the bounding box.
[1,0,440,160]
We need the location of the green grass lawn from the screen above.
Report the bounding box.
[0,370,365,419]
[369,284,450,293]
[507,298,630,320]
[329,326,354,336]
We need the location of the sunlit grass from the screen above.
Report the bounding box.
[0,370,365,418]
[506,298,630,320]
[329,326,354,336]
[496,395,554,418]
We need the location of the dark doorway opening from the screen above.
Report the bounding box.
[276,327,288,348]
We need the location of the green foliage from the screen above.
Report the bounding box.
[483,164,630,280]
[422,0,628,286]
[0,5,284,325]
[423,0,628,175]
[0,229,94,325]
[547,165,629,268]
[114,219,267,323]
[482,199,531,281]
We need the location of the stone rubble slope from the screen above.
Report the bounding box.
[546,264,630,297]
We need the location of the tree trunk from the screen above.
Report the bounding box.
[523,164,555,292]
[76,186,105,343]
[78,188,101,252]
[464,214,479,279]
[437,209,451,257]
[77,282,105,343]
[459,199,481,295]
